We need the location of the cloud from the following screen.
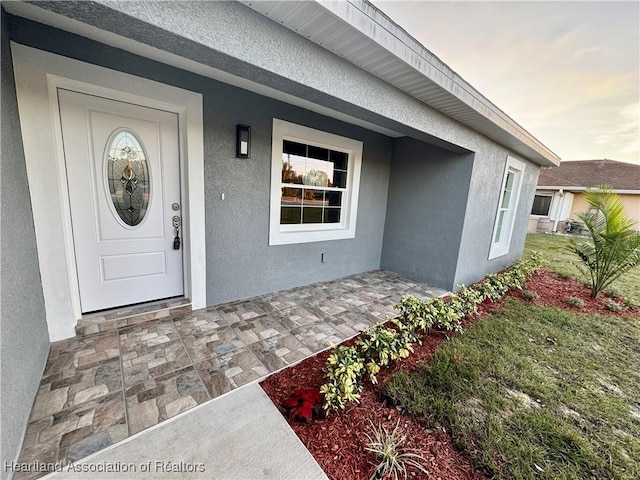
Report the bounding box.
[373,1,639,163]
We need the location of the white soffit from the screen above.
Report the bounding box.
[244,0,560,167]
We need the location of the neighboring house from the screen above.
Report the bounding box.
[529,159,640,233]
[0,0,560,473]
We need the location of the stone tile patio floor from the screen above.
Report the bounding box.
[16,270,445,480]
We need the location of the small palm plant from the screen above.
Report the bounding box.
[365,420,429,480]
[566,186,640,298]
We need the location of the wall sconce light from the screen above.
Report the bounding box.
[236,124,251,159]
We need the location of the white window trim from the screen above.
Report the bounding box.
[269,119,362,245]
[489,156,526,260]
[530,192,554,218]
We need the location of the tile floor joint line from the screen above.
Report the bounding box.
[173,314,213,401]
[116,327,132,437]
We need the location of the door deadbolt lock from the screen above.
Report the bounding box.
[172,216,181,228]
[172,203,180,211]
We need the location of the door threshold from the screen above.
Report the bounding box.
[76,297,191,336]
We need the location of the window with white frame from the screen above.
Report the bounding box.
[269,119,362,245]
[489,156,526,259]
[531,194,552,216]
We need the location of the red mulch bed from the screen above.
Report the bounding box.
[260,269,638,480]
[513,268,640,317]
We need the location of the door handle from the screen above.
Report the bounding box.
[172,215,181,250]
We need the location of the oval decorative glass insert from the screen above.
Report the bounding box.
[107,130,150,226]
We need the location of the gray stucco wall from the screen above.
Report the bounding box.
[7,15,392,305]
[381,138,474,290]
[13,1,546,289]
[1,9,50,478]
[454,151,540,287]
[202,98,392,303]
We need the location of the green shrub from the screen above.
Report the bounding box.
[624,298,639,308]
[566,187,640,298]
[320,252,543,411]
[425,296,464,332]
[365,420,429,480]
[564,296,585,308]
[604,286,624,298]
[356,321,415,384]
[522,290,540,300]
[603,298,623,312]
[475,273,509,301]
[451,287,483,316]
[396,295,434,333]
[320,345,365,411]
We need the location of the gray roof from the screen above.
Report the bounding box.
[538,159,640,192]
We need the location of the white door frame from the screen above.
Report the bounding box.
[11,43,206,341]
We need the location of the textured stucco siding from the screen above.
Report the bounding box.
[454,152,540,287]
[0,9,50,478]
[381,138,474,290]
[380,138,540,293]
[571,193,640,230]
[201,93,392,304]
[26,0,518,154]
[7,15,392,306]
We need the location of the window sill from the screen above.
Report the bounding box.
[488,245,509,260]
[269,225,356,245]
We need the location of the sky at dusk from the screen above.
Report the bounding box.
[373,1,640,165]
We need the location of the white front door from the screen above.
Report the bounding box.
[58,89,184,313]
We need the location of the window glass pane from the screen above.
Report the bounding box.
[308,145,329,161]
[302,207,323,224]
[282,154,305,184]
[330,150,348,170]
[324,208,341,223]
[333,170,347,189]
[505,171,515,191]
[283,140,306,156]
[531,195,552,216]
[494,210,506,243]
[303,189,326,206]
[281,207,302,224]
[107,131,150,227]
[303,158,330,187]
[501,189,511,209]
[501,172,515,208]
[273,124,361,233]
[325,191,342,207]
[281,187,303,205]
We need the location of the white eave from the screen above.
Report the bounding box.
[244,0,560,167]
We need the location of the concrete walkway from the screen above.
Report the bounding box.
[44,383,328,480]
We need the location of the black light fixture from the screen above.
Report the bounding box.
[236,124,251,159]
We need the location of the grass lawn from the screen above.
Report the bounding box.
[524,233,640,305]
[383,299,640,479]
